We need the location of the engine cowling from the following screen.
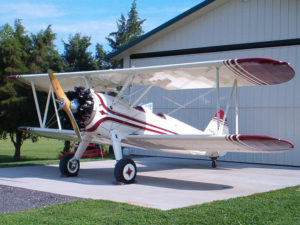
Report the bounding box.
[60,86,94,130]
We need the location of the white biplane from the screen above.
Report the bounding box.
[9,57,295,184]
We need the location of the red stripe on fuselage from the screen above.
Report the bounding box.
[85,117,165,134]
[94,93,177,134]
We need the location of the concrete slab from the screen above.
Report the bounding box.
[0,157,300,210]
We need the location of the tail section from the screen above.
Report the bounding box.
[204,110,229,135]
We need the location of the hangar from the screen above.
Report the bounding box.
[109,0,300,166]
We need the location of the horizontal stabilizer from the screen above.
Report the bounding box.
[125,134,293,153]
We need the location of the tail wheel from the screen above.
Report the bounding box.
[114,158,137,184]
[59,154,80,177]
[210,157,218,168]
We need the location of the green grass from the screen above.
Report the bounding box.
[0,185,299,224]
[0,138,110,167]
[0,138,63,167]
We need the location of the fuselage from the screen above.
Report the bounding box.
[84,92,204,147]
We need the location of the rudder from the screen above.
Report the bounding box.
[204,109,229,135]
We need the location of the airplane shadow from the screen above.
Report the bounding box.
[0,160,233,191]
[135,175,232,191]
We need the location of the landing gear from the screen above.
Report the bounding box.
[114,158,137,184]
[59,154,80,176]
[211,157,218,168]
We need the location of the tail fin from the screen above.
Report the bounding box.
[204,110,229,135]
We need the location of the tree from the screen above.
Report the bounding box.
[126,0,145,43]
[95,43,110,69]
[106,0,145,52]
[62,33,97,152]
[0,20,64,160]
[106,14,128,51]
[0,20,36,160]
[63,33,97,72]
[30,25,64,73]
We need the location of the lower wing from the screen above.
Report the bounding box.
[125,134,293,153]
[20,127,293,153]
[19,127,78,141]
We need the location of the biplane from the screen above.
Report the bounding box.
[9,57,295,184]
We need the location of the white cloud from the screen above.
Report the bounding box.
[0,2,63,20]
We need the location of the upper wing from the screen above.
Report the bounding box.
[9,58,294,93]
[124,134,294,153]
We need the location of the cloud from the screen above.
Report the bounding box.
[0,2,63,20]
[53,19,115,42]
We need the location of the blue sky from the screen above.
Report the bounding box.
[0,0,203,53]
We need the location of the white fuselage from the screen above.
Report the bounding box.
[84,93,204,148]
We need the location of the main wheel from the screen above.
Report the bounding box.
[114,158,137,184]
[59,154,80,177]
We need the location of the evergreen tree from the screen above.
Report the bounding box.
[63,33,97,72]
[0,20,36,160]
[95,43,110,69]
[127,0,145,43]
[30,25,64,73]
[106,0,145,52]
[106,14,128,51]
[0,20,64,160]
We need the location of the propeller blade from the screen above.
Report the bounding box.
[48,70,82,141]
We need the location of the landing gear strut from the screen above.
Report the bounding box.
[210,157,218,168]
[110,130,137,184]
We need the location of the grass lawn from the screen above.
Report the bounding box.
[0,185,299,224]
[1,139,299,224]
[0,138,110,167]
[0,138,64,167]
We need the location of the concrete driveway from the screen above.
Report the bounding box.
[0,157,300,210]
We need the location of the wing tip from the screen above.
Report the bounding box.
[237,134,294,150]
[8,75,20,79]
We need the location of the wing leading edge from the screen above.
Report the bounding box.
[9,58,295,92]
[19,127,78,141]
[125,134,294,153]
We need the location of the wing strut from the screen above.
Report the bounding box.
[216,67,220,131]
[235,79,239,134]
[219,79,239,135]
[113,75,134,106]
[31,81,43,127]
[131,85,153,107]
[30,81,62,129]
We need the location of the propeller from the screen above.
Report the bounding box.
[48,70,82,141]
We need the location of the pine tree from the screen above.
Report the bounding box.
[95,43,110,69]
[106,0,145,52]
[106,14,128,51]
[30,25,64,73]
[63,33,97,72]
[0,20,64,160]
[0,20,36,160]
[127,0,145,43]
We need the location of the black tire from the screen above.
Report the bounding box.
[212,160,217,168]
[210,157,218,168]
[114,158,137,184]
[59,154,80,177]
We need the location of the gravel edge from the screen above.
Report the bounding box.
[0,184,82,214]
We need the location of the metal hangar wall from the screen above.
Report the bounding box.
[111,0,300,166]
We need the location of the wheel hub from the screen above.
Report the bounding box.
[67,159,78,173]
[123,164,135,181]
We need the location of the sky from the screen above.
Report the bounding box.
[0,0,204,53]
